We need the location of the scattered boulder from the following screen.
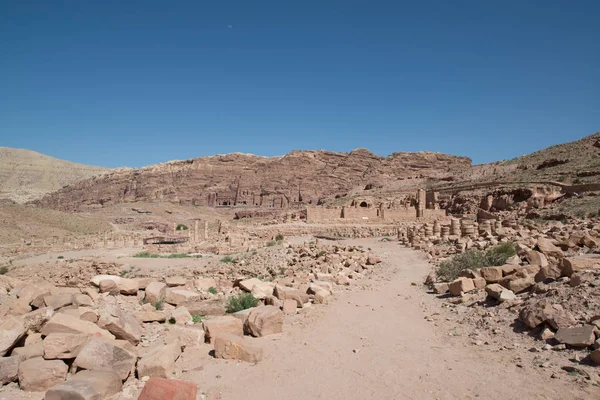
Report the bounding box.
[137,377,197,400]
[536,238,564,259]
[485,284,516,302]
[0,315,26,356]
[214,333,263,363]
[137,342,181,379]
[145,282,167,305]
[43,333,90,359]
[171,306,193,325]
[45,370,122,400]
[244,306,284,337]
[0,354,24,385]
[18,357,68,392]
[448,278,475,296]
[203,316,243,343]
[561,256,600,277]
[554,325,595,347]
[165,288,202,306]
[74,337,137,381]
[180,299,226,316]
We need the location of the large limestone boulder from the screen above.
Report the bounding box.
[43,293,73,309]
[137,377,197,400]
[165,288,202,306]
[43,333,90,359]
[74,337,137,381]
[0,315,26,356]
[91,275,139,295]
[485,284,516,302]
[520,301,557,329]
[145,282,167,305]
[45,370,122,400]
[555,325,595,347]
[171,306,193,325]
[0,354,24,385]
[561,256,600,277]
[526,250,549,267]
[203,316,243,343]
[18,357,67,392]
[273,286,309,307]
[244,306,283,337]
[214,334,263,363]
[448,278,475,296]
[478,267,503,283]
[22,307,54,332]
[165,325,205,350]
[535,238,564,259]
[180,299,226,316]
[42,313,114,340]
[97,299,143,345]
[137,342,182,379]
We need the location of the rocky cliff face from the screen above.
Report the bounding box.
[35,149,471,211]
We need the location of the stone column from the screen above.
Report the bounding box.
[204,221,209,240]
[194,220,199,243]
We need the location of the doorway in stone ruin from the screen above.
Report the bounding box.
[359,201,368,208]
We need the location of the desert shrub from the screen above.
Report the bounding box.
[0,266,8,275]
[134,252,159,258]
[221,255,235,263]
[166,253,190,258]
[154,299,165,310]
[484,242,517,266]
[436,243,516,282]
[226,293,259,313]
[191,315,203,324]
[208,286,218,295]
[176,224,188,231]
[317,250,327,257]
[57,256,64,259]
[275,233,284,241]
[266,241,276,247]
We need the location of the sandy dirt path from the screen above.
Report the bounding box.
[184,238,594,400]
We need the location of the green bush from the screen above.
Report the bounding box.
[0,266,8,275]
[275,233,284,241]
[176,224,188,231]
[191,315,203,324]
[208,286,218,295]
[57,256,64,259]
[226,293,259,313]
[154,299,165,311]
[266,241,276,247]
[436,243,516,282]
[133,252,159,258]
[221,255,235,263]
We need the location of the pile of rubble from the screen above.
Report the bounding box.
[0,241,381,398]
[418,217,600,368]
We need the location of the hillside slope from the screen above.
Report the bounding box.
[0,147,110,203]
[35,149,471,210]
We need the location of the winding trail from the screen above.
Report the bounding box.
[184,238,594,400]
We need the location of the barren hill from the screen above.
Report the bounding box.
[0,147,110,203]
[35,149,471,210]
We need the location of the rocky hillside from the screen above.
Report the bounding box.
[0,147,110,203]
[35,149,471,211]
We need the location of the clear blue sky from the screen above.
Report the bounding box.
[1,1,598,168]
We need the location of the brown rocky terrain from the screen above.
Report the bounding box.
[0,147,110,204]
[34,149,471,211]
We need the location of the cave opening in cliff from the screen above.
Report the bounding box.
[359,201,368,208]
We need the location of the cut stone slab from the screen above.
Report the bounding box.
[432,283,449,294]
[214,333,263,363]
[203,316,243,343]
[0,354,24,385]
[45,370,122,400]
[72,293,94,307]
[138,377,197,400]
[273,285,309,307]
[561,256,600,277]
[144,282,167,305]
[448,278,475,296]
[135,311,167,323]
[42,313,115,341]
[44,293,73,309]
[526,250,549,268]
[239,278,263,292]
[74,337,137,381]
[166,276,187,287]
[18,357,67,392]
[11,343,44,360]
[137,342,181,379]
[244,306,283,337]
[43,333,90,359]
[165,325,205,350]
[485,284,516,301]
[165,288,202,306]
[555,325,595,347]
[479,266,503,283]
[22,307,54,332]
[171,306,193,325]
[97,300,143,345]
[282,299,297,314]
[0,315,26,356]
[180,299,226,316]
[536,237,564,259]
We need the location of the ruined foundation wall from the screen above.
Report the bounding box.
[306,207,343,223]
